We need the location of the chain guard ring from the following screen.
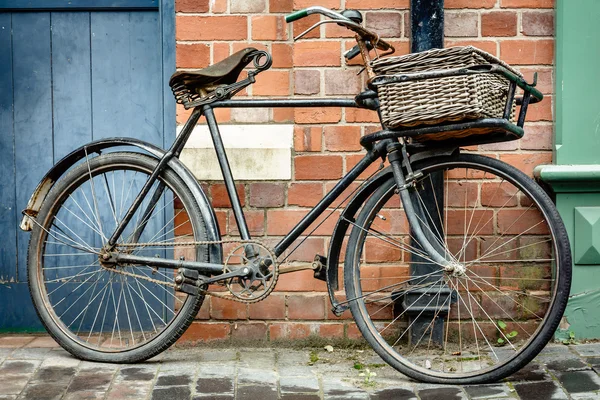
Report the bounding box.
[223,242,279,303]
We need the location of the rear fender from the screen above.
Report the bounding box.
[20,137,223,264]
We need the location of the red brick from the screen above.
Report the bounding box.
[293,14,320,39]
[319,323,344,338]
[445,12,479,37]
[195,299,210,320]
[254,70,290,96]
[500,40,554,65]
[211,297,247,320]
[345,108,379,123]
[212,42,230,63]
[271,43,293,68]
[324,181,363,208]
[176,43,210,69]
[249,183,285,207]
[293,0,339,10]
[176,16,247,41]
[266,209,339,235]
[445,39,497,56]
[283,237,326,262]
[275,269,327,292]
[231,42,269,54]
[481,182,519,208]
[346,0,409,8]
[270,0,293,12]
[324,69,362,96]
[288,183,322,207]
[176,0,209,12]
[446,210,494,235]
[231,322,268,340]
[363,238,403,263]
[522,11,554,37]
[210,184,245,208]
[501,153,552,177]
[346,322,362,339]
[272,107,295,122]
[294,155,343,180]
[525,96,553,122]
[365,12,403,38]
[501,0,554,8]
[179,322,230,342]
[215,210,227,236]
[248,294,286,319]
[518,67,553,94]
[269,322,312,339]
[252,15,288,41]
[293,41,341,67]
[324,126,362,151]
[295,108,342,124]
[446,0,495,8]
[345,154,384,179]
[294,70,320,95]
[521,124,552,150]
[294,126,322,152]
[481,12,517,37]
[288,294,326,320]
[228,210,264,235]
[325,21,355,39]
[212,0,227,13]
[497,209,550,235]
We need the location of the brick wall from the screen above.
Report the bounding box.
[174,0,555,343]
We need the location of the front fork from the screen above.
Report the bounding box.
[387,143,455,272]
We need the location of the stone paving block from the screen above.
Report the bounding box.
[18,382,66,400]
[506,362,551,382]
[573,344,600,357]
[370,387,418,400]
[239,348,276,368]
[278,364,314,377]
[0,376,31,396]
[280,394,320,400]
[277,350,308,366]
[0,360,40,375]
[115,366,158,382]
[197,362,235,377]
[195,376,234,395]
[0,396,17,399]
[237,385,278,400]
[463,383,512,399]
[555,370,600,395]
[418,387,467,400]
[151,386,191,400]
[8,347,52,360]
[67,367,115,393]
[0,337,35,348]
[238,367,277,385]
[106,382,153,400]
[192,395,234,400]
[199,348,238,362]
[514,380,569,400]
[280,375,320,393]
[63,390,106,400]
[24,337,59,348]
[322,378,369,399]
[29,365,77,385]
[39,355,80,368]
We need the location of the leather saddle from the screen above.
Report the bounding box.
[169,47,258,95]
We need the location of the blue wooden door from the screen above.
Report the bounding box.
[0,0,175,330]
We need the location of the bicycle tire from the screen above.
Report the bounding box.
[28,152,209,363]
[344,152,571,384]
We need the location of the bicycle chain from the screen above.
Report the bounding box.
[109,239,279,304]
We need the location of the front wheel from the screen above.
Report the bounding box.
[344,153,571,384]
[28,152,210,363]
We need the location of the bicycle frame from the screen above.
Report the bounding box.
[104,97,401,271]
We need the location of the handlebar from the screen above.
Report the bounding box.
[285,6,394,53]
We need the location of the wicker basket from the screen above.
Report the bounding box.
[371,46,523,141]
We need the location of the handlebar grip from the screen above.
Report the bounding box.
[285,9,308,23]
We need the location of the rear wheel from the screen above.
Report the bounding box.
[28,152,209,363]
[344,153,571,384]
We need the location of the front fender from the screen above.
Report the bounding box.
[20,137,222,264]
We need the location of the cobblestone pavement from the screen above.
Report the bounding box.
[1,336,600,399]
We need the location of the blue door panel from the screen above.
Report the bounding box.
[0,13,17,282]
[51,12,93,161]
[12,13,54,283]
[0,4,171,330]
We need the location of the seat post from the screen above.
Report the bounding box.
[202,105,252,242]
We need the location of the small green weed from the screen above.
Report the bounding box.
[496,320,518,346]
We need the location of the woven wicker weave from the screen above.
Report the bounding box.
[372,46,523,141]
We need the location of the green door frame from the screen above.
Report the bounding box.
[535,0,600,340]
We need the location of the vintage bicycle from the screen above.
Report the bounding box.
[20,6,571,384]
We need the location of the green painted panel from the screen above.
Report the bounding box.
[574,207,600,264]
[555,0,600,165]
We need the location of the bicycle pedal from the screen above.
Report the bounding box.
[176,282,200,296]
[312,254,327,282]
[178,268,199,280]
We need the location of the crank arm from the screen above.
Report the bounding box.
[110,252,223,274]
[199,268,250,285]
